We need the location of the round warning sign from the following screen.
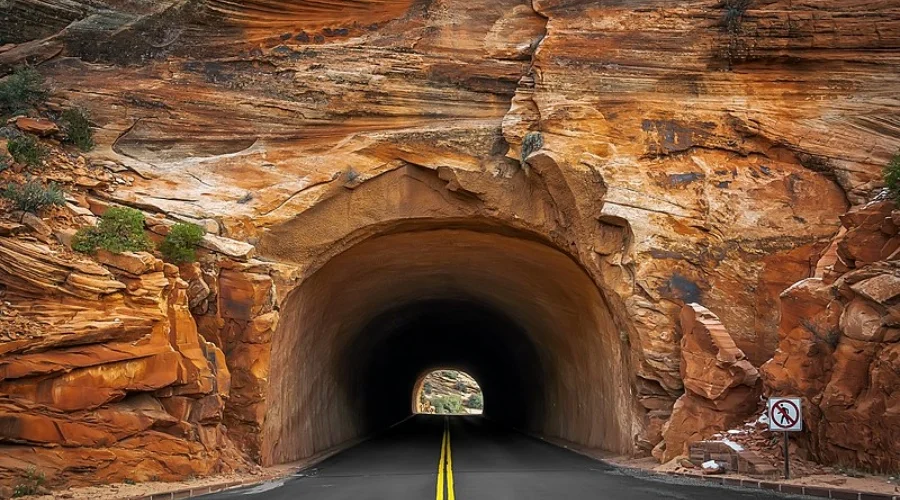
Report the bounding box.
[768,397,803,432]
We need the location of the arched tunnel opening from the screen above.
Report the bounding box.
[413,369,485,415]
[370,302,527,422]
[261,224,638,466]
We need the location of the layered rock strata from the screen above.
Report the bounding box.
[0,0,897,489]
[0,238,245,488]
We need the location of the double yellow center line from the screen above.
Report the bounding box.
[436,417,456,500]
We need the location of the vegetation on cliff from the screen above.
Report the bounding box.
[60,109,94,152]
[1,179,64,214]
[0,67,46,117]
[160,222,205,263]
[884,152,900,200]
[521,131,543,164]
[73,206,154,254]
[7,135,46,167]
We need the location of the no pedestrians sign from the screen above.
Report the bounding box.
[768,397,802,432]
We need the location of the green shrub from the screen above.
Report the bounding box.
[0,67,47,117]
[73,206,153,254]
[423,381,433,395]
[7,134,47,167]
[884,152,900,200]
[465,393,484,410]
[521,131,544,163]
[432,395,463,414]
[2,179,65,213]
[61,108,94,151]
[160,222,205,263]
[12,467,45,497]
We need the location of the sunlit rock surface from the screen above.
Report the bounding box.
[0,0,898,489]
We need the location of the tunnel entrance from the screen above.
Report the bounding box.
[414,370,484,415]
[261,223,638,466]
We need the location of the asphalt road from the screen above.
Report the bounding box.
[202,415,798,500]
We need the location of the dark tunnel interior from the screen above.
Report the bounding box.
[352,300,542,429]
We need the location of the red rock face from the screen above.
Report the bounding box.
[762,201,900,472]
[660,304,760,462]
[0,0,897,490]
[0,242,246,489]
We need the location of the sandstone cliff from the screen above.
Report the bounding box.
[0,0,898,491]
[762,199,900,472]
[0,143,254,493]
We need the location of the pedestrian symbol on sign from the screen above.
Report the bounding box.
[773,401,798,427]
[767,398,802,432]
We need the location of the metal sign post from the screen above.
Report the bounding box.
[767,397,803,479]
[782,431,790,479]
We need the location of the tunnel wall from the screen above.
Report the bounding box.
[261,228,638,465]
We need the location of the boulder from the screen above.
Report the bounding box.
[762,200,900,472]
[850,272,900,304]
[200,234,255,260]
[661,304,761,461]
[679,304,759,400]
[839,298,886,343]
[94,250,162,276]
[13,117,58,136]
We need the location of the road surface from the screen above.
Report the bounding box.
[202,415,796,499]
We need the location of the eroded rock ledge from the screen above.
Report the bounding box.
[0,239,246,487]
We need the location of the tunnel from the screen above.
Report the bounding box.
[261,222,639,466]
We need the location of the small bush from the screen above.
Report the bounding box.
[61,108,94,151]
[12,467,45,498]
[884,152,900,200]
[432,395,463,414]
[345,167,360,182]
[465,393,484,410]
[73,206,153,254]
[423,381,433,395]
[802,319,840,348]
[2,179,65,213]
[7,134,47,167]
[160,222,205,263]
[0,67,47,117]
[521,131,544,163]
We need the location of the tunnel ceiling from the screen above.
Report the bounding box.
[262,225,639,466]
